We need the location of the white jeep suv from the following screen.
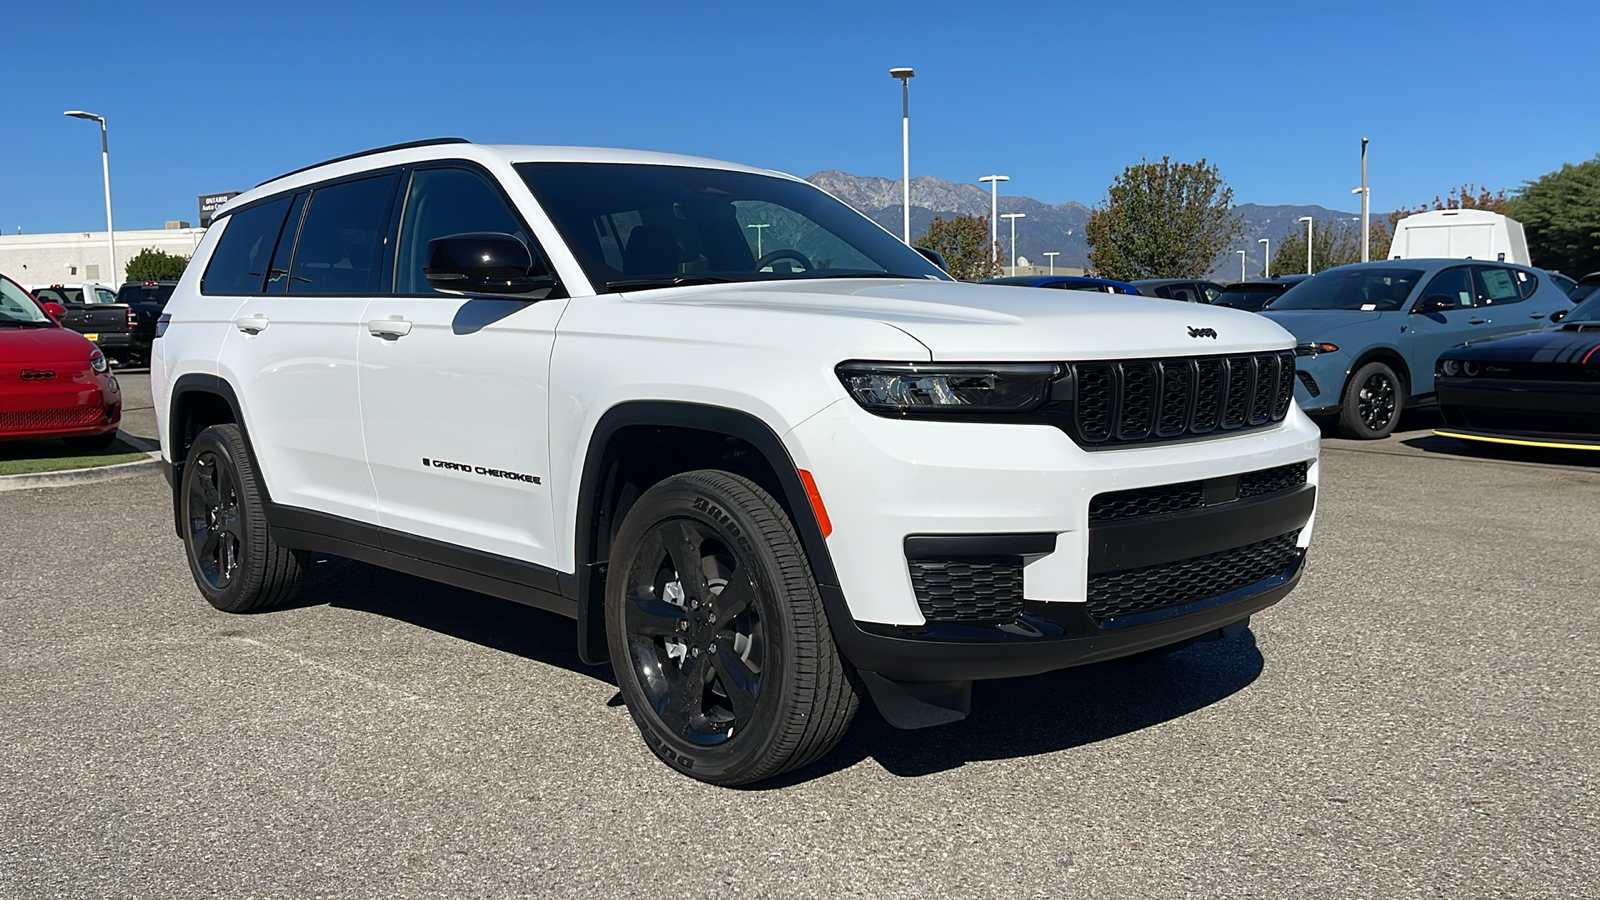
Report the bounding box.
[152,139,1320,785]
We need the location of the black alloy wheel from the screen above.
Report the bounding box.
[606,470,858,785]
[1338,361,1403,439]
[179,424,305,613]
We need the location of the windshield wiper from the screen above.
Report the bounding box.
[605,275,734,290]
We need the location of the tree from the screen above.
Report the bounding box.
[914,214,1004,281]
[1084,157,1243,281]
[124,247,190,282]
[1505,155,1600,277]
[1270,219,1368,275]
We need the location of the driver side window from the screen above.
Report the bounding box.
[1419,267,1474,309]
[395,167,549,295]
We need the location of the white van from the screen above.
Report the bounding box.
[1386,209,1530,265]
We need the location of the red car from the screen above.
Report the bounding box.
[1,273,121,451]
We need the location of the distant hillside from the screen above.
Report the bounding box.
[806,171,1361,279]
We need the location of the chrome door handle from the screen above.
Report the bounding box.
[366,317,413,338]
[234,315,270,334]
[1468,318,1490,325]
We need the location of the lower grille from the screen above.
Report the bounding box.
[0,406,106,430]
[1238,461,1311,499]
[1087,530,1302,624]
[910,557,1024,623]
[1450,407,1600,437]
[1089,461,1312,523]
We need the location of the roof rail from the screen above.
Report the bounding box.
[255,137,472,187]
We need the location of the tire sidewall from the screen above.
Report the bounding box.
[605,475,801,783]
[1341,361,1402,439]
[180,426,258,611]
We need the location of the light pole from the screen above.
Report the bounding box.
[979,174,1009,262]
[1259,237,1270,278]
[1297,216,1314,274]
[890,67,915,244]
[1237,250,1246,282]
[1043,251,1059,275]
[1001,212,1025,276]
[1358,136,1370,262]
[64,110,116,285]
[746,223,769,259]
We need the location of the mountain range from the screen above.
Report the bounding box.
[805,170,1364,280]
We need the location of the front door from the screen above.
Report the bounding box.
[1405,265,1482,397]
[358,164,566,569]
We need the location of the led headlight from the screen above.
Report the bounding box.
[88,348,109,374]
[836,362,1059,416]
[1295,341,1339,357]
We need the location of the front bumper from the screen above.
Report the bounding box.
[1289,351,1352,415]
[785,398,1320,682]
[0,372,121,441]
[1436,375,1600,448]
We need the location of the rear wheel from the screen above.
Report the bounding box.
[180,424,305,613]
[1338,361,1402,439]
[605,470,858,785]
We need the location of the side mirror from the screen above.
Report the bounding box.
[42,301,67,320]
[914,246,948,273]
[424,232,557,297]
[1412,294,1456,315]
[1551,308,1568,324]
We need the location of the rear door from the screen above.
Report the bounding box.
[358,163,566,569]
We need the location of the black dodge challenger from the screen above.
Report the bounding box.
[1435,295,1600,451]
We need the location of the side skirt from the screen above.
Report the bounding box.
[265,503,578,620]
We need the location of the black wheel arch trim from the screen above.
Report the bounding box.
[167,374,256,540]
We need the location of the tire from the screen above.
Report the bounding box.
[1337,361,1403,439]
[179,424,306,613]
[605,470,859,785]
[63,431,118,453]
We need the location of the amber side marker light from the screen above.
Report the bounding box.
[797,469,833,538]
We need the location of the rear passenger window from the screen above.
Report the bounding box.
[202,196,293,295]
[1475,266,1523,305]
[289,174,398,295]
[1514,268,1539,301]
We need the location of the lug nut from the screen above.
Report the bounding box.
[691,647,701,658]
[678,620,689,632]
[708,643,718,654]
[707,612,716,624]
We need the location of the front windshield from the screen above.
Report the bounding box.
[0,278,51,325]
[516,162,948,293]
[1213,285,1282,311]
[1267,267,1425,311]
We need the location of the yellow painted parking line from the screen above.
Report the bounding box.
[1433,429,1600,451]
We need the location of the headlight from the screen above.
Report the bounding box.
[1440,359,1461,377]
[1463,361,1480,377]
[836,362,1060,416]
[1294,341,1339,357]
[89,348,108,373]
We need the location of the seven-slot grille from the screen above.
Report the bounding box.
[1087,530,1302,624]
[1067,351,1296,448]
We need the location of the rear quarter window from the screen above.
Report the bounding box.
[202,196,294,295]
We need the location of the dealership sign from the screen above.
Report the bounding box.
[198,192,241,227]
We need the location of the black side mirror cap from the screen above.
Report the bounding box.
[1413,294,1456,315]
[1551,308,1569,323]
[914,246,948,273]
[424,232,557,297]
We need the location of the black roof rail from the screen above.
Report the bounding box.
[255,137,472,187]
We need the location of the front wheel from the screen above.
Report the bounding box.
[605,470,858,785]
[1338,361,1403,439]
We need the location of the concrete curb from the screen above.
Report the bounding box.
[0,431,164,493]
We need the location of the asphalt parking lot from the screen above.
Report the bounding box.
[3,374,1597,898]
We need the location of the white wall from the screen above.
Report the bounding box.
[0,228,208,287]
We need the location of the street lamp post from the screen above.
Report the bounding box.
[1237,250,1246,282]
[1259,237,1269,278]
[64,110,116,284]
[890,67,915,244]
[746,223,769,259]
[1359,136,1370,262]
[979,174,1009,262]
[1043,251,1059,275]
[1297,216,1314,274]
[1000,212,1025,276]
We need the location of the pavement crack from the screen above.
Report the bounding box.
[227,636,452,711]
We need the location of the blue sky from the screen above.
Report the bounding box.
[5,0,1598,233]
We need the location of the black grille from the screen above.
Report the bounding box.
[1087,531,1302,623]
[1065,351,1296,449]
[1238,461,1311,499]
[1088,481,1205,522]
[1296,370,1321,398]
[910,558,1024,623]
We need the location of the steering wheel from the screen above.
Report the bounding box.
[754,249,814,272]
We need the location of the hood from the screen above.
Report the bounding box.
[0,324,96,364]
[641,278,1295,360]
[1443,325,1600,362]
[1259,308,1394,342]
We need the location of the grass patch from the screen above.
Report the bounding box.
[0,437,150,476]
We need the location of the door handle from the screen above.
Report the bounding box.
[1529,312,1546,319]
[234,315,270,334]
[366,317,413,338]
[1468,318,1490,325]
